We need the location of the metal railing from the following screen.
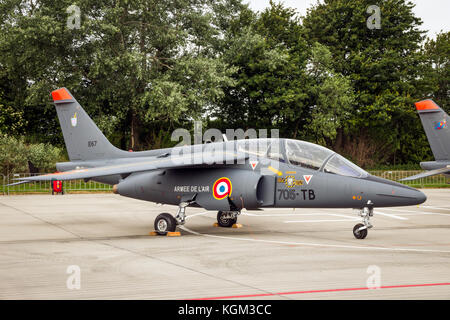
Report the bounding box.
[368,170,450,188]
[0,174,5,195]
[0,170,448,195]
[1,173,112,195]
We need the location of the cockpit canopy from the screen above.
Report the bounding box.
[236,138,368,178]
[285,139,368,178]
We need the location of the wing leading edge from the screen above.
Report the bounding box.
[12,151,248,184]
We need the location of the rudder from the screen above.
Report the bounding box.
[52,88,128,161]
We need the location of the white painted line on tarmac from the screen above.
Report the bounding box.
[242,212,348,217]
[382,207,450,216]
[179,225,450,254]
[420,206,450,212]
[323,213,360,220]
[283,219,358,223]
[374,211,408,220]
[283,213,359,223]
[186,212,209,219]
[381,208,426,213]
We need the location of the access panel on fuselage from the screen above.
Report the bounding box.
[257,175,276,207]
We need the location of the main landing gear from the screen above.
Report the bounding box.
[216,210,240,228]
[153,196,242,234]
[154,200,192,235]
[353,200,374,239]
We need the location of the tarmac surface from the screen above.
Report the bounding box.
[0,189,449,299]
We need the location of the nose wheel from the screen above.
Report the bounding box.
[153,198,195,235]
[353,200,374,239]
[353,223,368,239]
[154,213,177,235]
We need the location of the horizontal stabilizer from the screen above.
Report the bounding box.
[5,181,30,187]
[400,166,450,181]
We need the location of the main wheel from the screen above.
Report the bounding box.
[353,223,368,239]
[217,211,237,228]
[154,213,177,235]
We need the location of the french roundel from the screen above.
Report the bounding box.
[213,177,232,200]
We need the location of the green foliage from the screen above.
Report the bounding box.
[0,134,62,175]
[0,104,27,135]
[0,135,29,175]
[214,1,310,139]
[0,0,238,150]
[303,0,433,164]
[27,142,63,173]
[422,31,450,113]
[0,0,448,168]
[306,43,355,146]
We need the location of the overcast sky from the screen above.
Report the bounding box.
[246,0,449,39]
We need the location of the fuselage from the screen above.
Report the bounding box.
[56,138,427,210]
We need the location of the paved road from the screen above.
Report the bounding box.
[0,189,449,299]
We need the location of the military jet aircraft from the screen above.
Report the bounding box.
[13,88,427,239]
[401,100,450,181]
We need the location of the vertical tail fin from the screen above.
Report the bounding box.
[52,88,127,161]
[415,99,450,161]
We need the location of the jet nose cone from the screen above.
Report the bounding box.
[415,189,427,205]
[397,187,427,206]
[364,175,428,207]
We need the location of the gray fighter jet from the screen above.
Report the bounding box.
[402,100,450,181]
[14,88,427,239]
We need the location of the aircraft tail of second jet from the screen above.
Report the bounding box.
[51,88,129,161]
[415,99,450,161]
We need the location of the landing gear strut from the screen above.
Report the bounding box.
[216,210,240,228]
[353,200,374,239]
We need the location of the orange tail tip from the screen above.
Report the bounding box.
[51,88,71,101]
[415,99,439,111]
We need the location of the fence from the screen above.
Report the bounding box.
[0,170,448,195]
[368,170,450,188]
[0,174,4,195]
[0,173,112,195]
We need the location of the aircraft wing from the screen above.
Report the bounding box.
[400,166,450,181]
[12,151,248,183]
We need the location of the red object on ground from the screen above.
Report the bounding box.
[52,180,63,193]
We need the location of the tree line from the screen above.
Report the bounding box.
[0,0,448,174]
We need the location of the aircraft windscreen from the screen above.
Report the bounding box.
[285,139,333,170]
[236,139,270,158]
[323,154,368,178]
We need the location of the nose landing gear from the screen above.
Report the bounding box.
[353,200,374,239]
[154,213,177,235]
[153,199,195,235]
